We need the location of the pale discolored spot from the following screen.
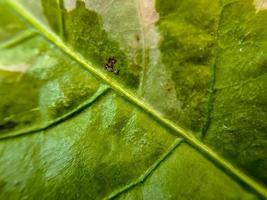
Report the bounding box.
[0,64,29,72]
[254,0,267,11]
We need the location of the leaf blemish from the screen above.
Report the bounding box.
[135,33,140,42]
[104,57,120,75]
[0,121,17,130]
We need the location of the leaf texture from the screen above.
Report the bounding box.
[0,0,267,199]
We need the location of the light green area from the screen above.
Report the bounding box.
[0,92,178,200]
[0,0,27,41]
[116,143,258,200]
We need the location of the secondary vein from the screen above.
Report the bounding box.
[0,29,37,49]
[107,138,183,199]
[0,85,110,141]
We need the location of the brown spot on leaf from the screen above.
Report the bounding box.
[104,57,120,75]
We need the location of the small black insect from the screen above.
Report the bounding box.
[105,57,116,71]
[104,57,120,75]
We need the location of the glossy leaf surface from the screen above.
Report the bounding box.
[0,0,267,199]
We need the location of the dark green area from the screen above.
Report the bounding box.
[42,0,142,89]
[156,0,220,133]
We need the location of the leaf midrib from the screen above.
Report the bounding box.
[7,0,267,198]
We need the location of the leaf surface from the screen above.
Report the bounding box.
[0,0,267,199]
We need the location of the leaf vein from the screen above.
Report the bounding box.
[106,138,183,199]
[0,85,110,141]
[0,29,37,49]
[7,1,267,198]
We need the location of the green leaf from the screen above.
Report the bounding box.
[0,0,267,199]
